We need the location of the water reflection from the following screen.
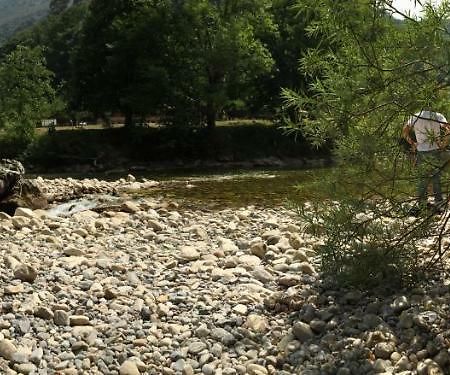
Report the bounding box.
[134,168,331,209]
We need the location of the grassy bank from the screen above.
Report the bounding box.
[5,122,331,172]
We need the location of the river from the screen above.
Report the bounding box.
[27,167,332,216]
[128,167,332,209]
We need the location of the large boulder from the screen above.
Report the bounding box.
[0,160,47,214]
[0,159,24,199]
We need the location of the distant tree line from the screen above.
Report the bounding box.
[0,0,318,130]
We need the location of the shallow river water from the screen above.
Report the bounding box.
[130,167,331,209]
[31,167,332,216]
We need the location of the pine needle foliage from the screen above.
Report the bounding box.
[285,0,450,288]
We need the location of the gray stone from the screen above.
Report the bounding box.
[247,363,268,375]
[54,310,70,326]
[309,320,326,333]
[120,360,140,375]
[69,315,90,326]
[391,296,410,314]
[211,343,222,357]
[232,304,248,315]
[249,241,267,258]
[12,216,30,229]
[398,311,414,329]
[14,363,36,375]
[373,359,389,373]
[211,328,235,345]
[104,287,119,300]
[11,349,31,364]
[34,306,54,320]
[245,314,268,333]
[14,207,35,219]
[188,341,207,355]
[434,350,450,368]
[238,255,261,268]
[0,339,17,360]
[292,321,314,342]
[182,365,194,375]
[14,264,37,283]
[72,341,89,352]
[171,358,186,372]
[289,235,303,249]
[362,314,383,329]
[121,201,140,213]
[293,249,309,261]
[278,275,301,287]
[394,356,410,371]
[414,311,438,328]
[298,262,316,275]
[63,247,86,256]
[148,219,165,232]
[201,363,215,375]
[4,284,24,294]
[179,246,200,261]
[195,324,210,338]
[417,359,444,375]
[29,347,43,365]
[374,342,395,359]
[17,319,31,334]
[252,267,274,283]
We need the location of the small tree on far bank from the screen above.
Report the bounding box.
[284,0,450,288]
[0,45,60,148]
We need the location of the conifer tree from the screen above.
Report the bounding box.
[284,0,450,287]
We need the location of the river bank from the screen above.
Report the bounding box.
[7,124,331,174]
[0,176,448,374]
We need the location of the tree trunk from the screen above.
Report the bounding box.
[124,109,133,128]
[206,101,216,130]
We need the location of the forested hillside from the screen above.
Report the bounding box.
[0,0,50,45]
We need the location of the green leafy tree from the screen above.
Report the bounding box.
[0,1,89,113]
[252,0,319,113]
[167,0,275,128]
[0,45,60,146]
[74,0,170,127]
[75,0,275,128]
[284,0,450,287]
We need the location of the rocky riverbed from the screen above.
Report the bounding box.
[0,176,448,374]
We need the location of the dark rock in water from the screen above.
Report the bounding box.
[0,159,47,215]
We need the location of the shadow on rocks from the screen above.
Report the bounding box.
[264,274,450,375]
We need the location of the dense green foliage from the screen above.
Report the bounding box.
[73,0,171,126]
[0,46,60,148]
[73,0,278,127]
[285,0,450,287]
[0,0,317,129]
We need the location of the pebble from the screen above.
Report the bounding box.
[54,310,70,326]
[0,339,17,360]
[119,360,140,375]
[292,321,314,342]
[13,264,38,282]
[247,363,268,375]
[69,315,90,326]
[188,341,207,354]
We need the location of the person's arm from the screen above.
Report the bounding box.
[402,123,417,151]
